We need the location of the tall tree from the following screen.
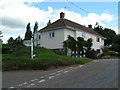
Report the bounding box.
[24,23,32,40]
[33,21,38,33]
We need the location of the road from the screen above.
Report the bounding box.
[2,59,118,89]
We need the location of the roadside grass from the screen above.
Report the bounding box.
[2,46,92,71]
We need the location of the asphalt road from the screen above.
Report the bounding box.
[2,59,118,89]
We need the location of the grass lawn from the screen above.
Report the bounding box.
[2,46,92,71]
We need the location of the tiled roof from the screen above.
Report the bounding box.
[39,18,103,37]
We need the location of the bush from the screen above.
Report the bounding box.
[85,49,98,59]
[101,55,111,59]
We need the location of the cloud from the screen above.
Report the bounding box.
[0,0,116,43]
[100,13,114,22]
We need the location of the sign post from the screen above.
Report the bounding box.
[23,38,34,59]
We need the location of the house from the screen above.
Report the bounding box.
[34,12,105,54]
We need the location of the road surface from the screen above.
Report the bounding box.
[2,59,118,89]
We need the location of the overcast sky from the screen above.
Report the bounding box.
[0,0,119,43]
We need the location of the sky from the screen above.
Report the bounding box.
[0,0,119,43]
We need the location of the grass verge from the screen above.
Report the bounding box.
[2,46,92,71]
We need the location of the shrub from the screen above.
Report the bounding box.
[101,55,111,59]
[85,49,98,59]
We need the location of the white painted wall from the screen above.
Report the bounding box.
[75,30,104,53]
[64,28,76,40]
[40,29,64,49]
[37,27,104,53]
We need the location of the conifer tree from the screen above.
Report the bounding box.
[24,23,32,40]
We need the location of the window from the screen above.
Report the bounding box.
[52,32,54,37]
[49,32,55,38]
[82,33,86,38]
[96,37,100,42]
[39,35,41,39]
[49,33,51,38]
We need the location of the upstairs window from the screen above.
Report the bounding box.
[97,37,100,42]
[49,32,55,38]
[39,35,41,39]
[52,32,54,37]
[49,33,51,38]
[82,33,86,38]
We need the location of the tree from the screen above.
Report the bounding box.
[7,37,14,45]
[94,23,116,47]
[63,35,94,58]
[63,40,68,55]
[111,34,120,56]
[24,23,32,40]
[103,28,116,46]
[7,35,23,51]
[0,31,3,43]
[77,37,85,57]
[33,21,38,33]
[15,35,23,45]
[84,38,93,50]
[63,35,77,57]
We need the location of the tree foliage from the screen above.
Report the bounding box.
[63,35,93,58]
[110,35,120,56]
[33,21,38,33]
[7,36,23,51]
[25,23,32,40]
[7,37,14,45]
[94,23,116,46]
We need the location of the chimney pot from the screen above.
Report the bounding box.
[88,24,92,28]
[60,12,65,19]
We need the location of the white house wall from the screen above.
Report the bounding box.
[38,27,104,53]
[76,30,104,52]
[40,29,64,49]
[64,29,76,40]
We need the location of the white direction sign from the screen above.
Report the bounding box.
[23,40,31,46]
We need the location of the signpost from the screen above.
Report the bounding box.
[23,38,35,59]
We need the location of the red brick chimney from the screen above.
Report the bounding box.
[60,12,65,19]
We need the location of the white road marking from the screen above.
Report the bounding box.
[38,79,46,83]
[63,71,69,73]
[30,83,35,86]
[31,79,38,82]
[23,82,28,85]
[48,76,55,79]
[50,72,56,75]
[57,70,63,72]
[9,87,15,89]
[56,73,62,76]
